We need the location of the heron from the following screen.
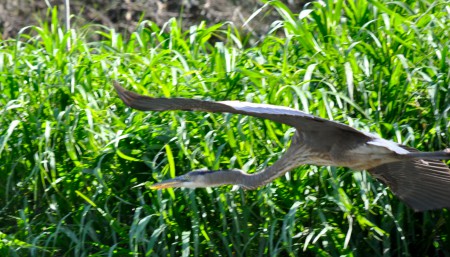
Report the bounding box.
[113,81,450,211]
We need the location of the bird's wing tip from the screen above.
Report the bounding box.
[113,80,125,92]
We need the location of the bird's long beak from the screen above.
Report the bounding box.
[149,177,188,189]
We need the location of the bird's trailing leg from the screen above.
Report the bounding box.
[405,148,450,159]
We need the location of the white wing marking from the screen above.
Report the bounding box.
[367,138,409,155]
[219,101,315,117]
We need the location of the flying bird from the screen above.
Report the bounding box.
[113,81,450,211]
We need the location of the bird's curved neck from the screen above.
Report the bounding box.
[243,150,305,189]
[208,142,309,189]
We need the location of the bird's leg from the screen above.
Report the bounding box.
[404,148,450,159]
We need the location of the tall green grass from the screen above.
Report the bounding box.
[1,0,449,256]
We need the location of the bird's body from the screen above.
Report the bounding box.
[114,81,450,211]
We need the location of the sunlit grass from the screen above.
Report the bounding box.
[0,0,449,256]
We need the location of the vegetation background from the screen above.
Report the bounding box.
[1,0,449,256]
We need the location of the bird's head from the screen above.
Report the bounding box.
[149,169,244,189]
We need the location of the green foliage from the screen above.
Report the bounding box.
[1,0,449,256]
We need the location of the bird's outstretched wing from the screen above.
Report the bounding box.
[369,158,450,211]
[113,81,371,138]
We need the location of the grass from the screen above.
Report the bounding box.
[0,0,449,256]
